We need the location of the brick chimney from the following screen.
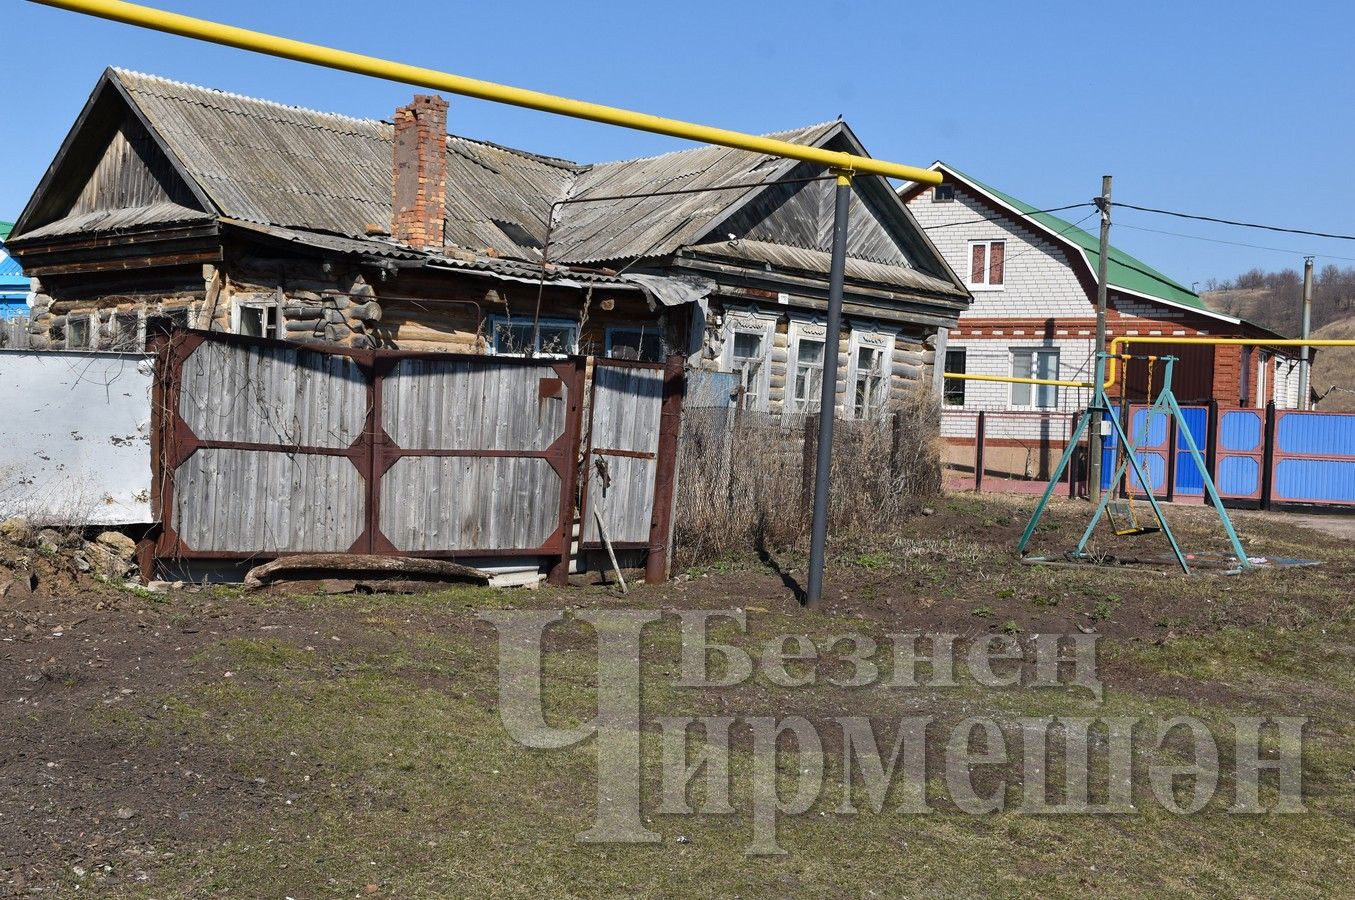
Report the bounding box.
[391,94,448,250]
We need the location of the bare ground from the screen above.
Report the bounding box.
[1,494,1353,896]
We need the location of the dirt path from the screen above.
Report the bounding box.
[1231,507,1355,542]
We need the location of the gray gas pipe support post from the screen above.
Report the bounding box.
[806,170,852,606]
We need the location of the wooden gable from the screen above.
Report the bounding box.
[699,129,961,287]
[12,71,211,239]
[66,112,201,218]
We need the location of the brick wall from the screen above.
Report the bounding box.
[391,95,448,250]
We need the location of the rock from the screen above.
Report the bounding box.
[0,515,32,544]
[37,528,65,552]
[146,580,174,594]
[95,531,138,558]
[921,507,936,517]
[115,807,136,820]
[87,543,134,578]
[72,553,91,573]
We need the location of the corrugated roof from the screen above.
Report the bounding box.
[549,123,837,264]
[15,202,213,241]
[115,69,575,259]
[684,240,968,299]
[0,221,12,242]
[22,70,959,303]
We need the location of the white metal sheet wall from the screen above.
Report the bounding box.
[0,350,153,524]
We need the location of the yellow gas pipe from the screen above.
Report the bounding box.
[28,0,941,185]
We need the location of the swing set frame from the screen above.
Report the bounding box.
[1016,352,1250,574]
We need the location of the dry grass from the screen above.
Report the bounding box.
[674,383,941,563]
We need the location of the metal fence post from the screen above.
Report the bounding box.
[1261,401,1277,510]
[974,410,987,493]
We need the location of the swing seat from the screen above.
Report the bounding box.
[1107,500,1160,537]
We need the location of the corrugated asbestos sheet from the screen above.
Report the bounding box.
[17,201,212,241]
[0,350,154,524]
[549,124,836,265]
[116,69,575,260]
[43,71,961,306]
[683,239,969,298]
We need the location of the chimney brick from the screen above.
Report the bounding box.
[391,94,448,250]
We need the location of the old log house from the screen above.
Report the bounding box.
[7,69,970,419]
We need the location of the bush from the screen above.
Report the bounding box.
[673,382,941,564]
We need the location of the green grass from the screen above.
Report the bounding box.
[60,496,1355,897]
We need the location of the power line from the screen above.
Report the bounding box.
[1115,221,1355,265]
[1117,202,1355,242]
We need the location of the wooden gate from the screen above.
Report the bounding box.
[578,356,684,580]
[150,328,585,582]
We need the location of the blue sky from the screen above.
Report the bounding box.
[3,0,1353,286]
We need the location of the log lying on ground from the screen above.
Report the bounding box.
[244,554,490,591]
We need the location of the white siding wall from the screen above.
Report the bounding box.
[906,186,1090,320]
[941,335,1096,440]
[1271,356,1303,409]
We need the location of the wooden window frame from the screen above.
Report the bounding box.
[943,347,967,407]
[846,324,896,420]
[604,325,664,362]
[231,299,281,340]
[787,317,829,416]
[64,313,93,351]
[720,307,776,413]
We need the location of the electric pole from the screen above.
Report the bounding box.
[1299,256,1314,409]
[1087,175,1112,502]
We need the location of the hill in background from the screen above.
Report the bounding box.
[1310,316,1355,410]
[1202,264,1355,409]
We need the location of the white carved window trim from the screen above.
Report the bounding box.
[846,323,896,419]
[786,316,830,416]
[231,298,281,340]
[720,307,776,412]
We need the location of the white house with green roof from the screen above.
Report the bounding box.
[900,163,1300,461]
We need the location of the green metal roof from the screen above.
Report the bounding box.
[941,165,1210,313]
[0,221,12,242]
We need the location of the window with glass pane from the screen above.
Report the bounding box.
[491,318,577,355]
[854,345,886,418]
[793,336,825,413]
[606,327,663,361]
[66,315,90,350]
[537,322,577,355]
[968,240,1005,288]
[944,348,967,406]
[731,331,766,409]
[237,304,278,339]
[1011,349,1059,408]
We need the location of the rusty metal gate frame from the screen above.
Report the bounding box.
[145,327,586,584]
[577,354,684,582]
